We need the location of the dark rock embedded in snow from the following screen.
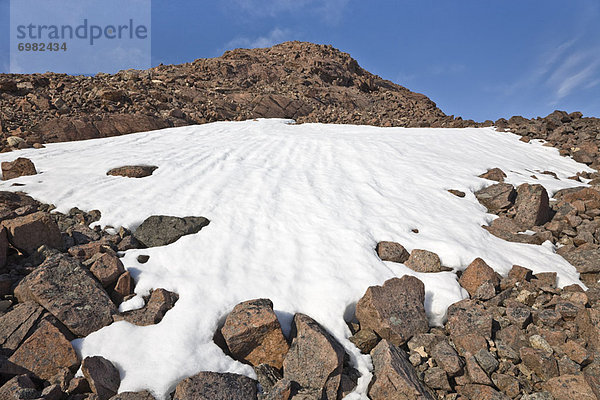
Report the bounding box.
[115,288,178,326]
[376,241,409,263]
[283,313,344,399]
[108,391,156,400]
[355,276,428,346]
[479,168,507,182]
[173,371,258,400]
[1,158,37,180]
[82,356,121,400]
[107,165,158,178]
[133,215,210,248]
[514,183,550,229]
[14,254,117,337]
[221,298,289,369]
[368,340,435,400]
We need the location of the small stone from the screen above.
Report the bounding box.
[349,329,379,354]
[529,335,553,355]
[452,333,488,357]
[431,340,463,376]
[491,373,520,398]
[508,265,532,282]
[107,165,158,178]
[117,288,178,326]
[474,349,499,375]
[111,271,134,305]
[82,356,121,400]
[137,255,150,264]
[448,189,466,197]
[506,303,532,329]
[0,375,39,399]
[424,367,451,391]
[561,340,590,365]
[375,241,409,263]
[533,272,557,288]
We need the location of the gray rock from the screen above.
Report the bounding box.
[14,254,117,337]
[115,288,178,326]
[562,249,600,273]
[133,215,210,248]
[109,391,156,400]
[376,241,409,263]
[475,183,516,212]
[0,374,39,399]
[173,371,257,400]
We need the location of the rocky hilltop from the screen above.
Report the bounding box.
[0,41,453,150]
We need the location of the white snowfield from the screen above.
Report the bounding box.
[0,119,592,399]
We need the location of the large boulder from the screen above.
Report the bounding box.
[1,158,37,180]
[1,211,63,255]
[173,371,257,400]
[8,321,79,380]
[368,340,435,400]
[475,183,516,212]
[283,313,344,399]
[514,183,550,229]
[355,276,428,346]
[221,299,289,369]
[82,356,121,400]
[133,215,210,248]
[14,254,117,337]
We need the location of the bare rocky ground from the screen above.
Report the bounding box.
[0,41,599,399]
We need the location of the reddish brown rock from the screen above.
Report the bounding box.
[107,165,158,178]
[173,371,257,400]
[508,265,532,282]
[355,276,428,346]
[8,322,79,380]
[475,183,516,212]
[14,254,117,337]
[562,249,600,274]
[283,314,344,399]
[349,329,380,354]
[68,241,112,261]
[459,258,500,298]
[1,211,62,255]
[456,384,509,400]
[82,356,121,400]
[90,253,125,288]
[514,183,550,229]
[446,299,493,338]
[544,374,596,400]
[221,299,289,369]
[111,271,134,304]
[479,168,506,182]
[576,308,600,352]
[368,340,435,400]
[116,288,178,326]
[1,158,37,180]
[376,241,409,263]
[520,347,559,380]
[0,374,39,399]
[0,302,45,355]
[431,340,463,377]
[405,249,449,273]
[108,391,156,400]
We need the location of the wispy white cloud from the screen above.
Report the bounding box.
[547,48,600,101]
[227,0,348,23]
[225,28,292,50]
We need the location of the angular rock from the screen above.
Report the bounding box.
[90,253,125,288]
[508,265,533,282]
[1,158,37,181]
[423,367,451,391]
[576,308,600,352]
[544,374,596,400]
[349,329,379,354]
[221,299,289,369]
[376,241,409,263]
[465,352,492,385]
[431,340,463,376]
[459,258,500,298]
[116,288,178,326]
[562,249,600,274]
[133,215,210,248]
[368,340,434,400]
[520,347,559,380]
[514,183,550,229]
[111,271,134,305]
[355,276,428,346]
[446,299,493,338]
[479,168,506,182]
[82,356,121,400]
[404,249,449,273]
[475,183,516,212]
[0,302,45,355]
[0,375,39,399]
[491,373,520,398]
[109,391,156,400]
[107,165,158,178]
[173,371,257,400]
[1,211,62,255]
[8,321,79,380]
[14,254,117,336]
[283,314,344,399]
[456,384,510,400]
[0,227,7,269]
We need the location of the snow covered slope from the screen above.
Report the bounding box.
[0,119,591,399]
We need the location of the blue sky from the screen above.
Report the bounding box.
[1,0,599,121]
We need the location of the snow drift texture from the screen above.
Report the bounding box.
[0,119,592,399]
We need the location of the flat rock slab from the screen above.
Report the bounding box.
[8,321,79,380]
[0,302,45,356]
[221,298,289,369]
[368,340,435,400]
[173,371,257,400]
[107,165,158,178]
[133,215,210,248]
[1,158,37,180]
[283,313,344,399]
[355,276,428,346]
[14,254,117,337]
